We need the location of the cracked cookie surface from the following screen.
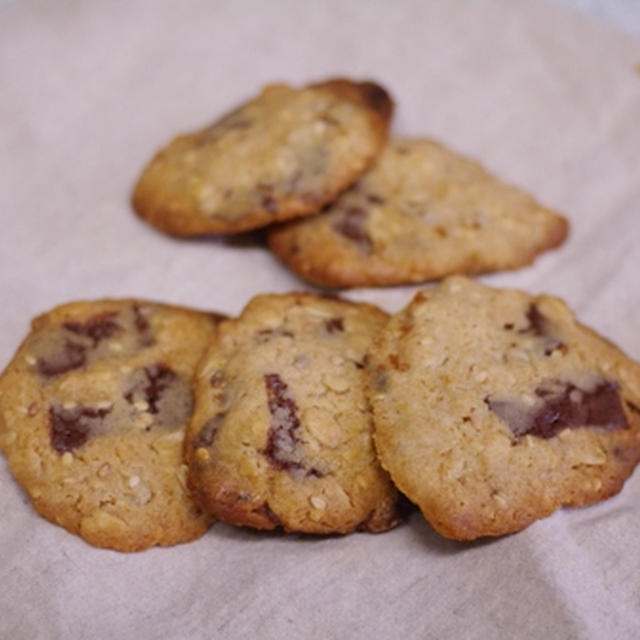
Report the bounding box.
[185,292,399,534]
[132,78,392,236]
[0,299,224,551]
[268,138,567,286]
[367,276,640,540]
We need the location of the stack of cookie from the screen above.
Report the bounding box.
[1,78,639,552]
[131,78,568,286]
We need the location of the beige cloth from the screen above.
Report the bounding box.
[1,1,639,638]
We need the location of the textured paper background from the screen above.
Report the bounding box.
[1,1,640,638]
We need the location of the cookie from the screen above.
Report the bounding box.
[132,78,393,236]
[0,299,225,551]
[367,276,640,540]
[268,138,568,286]
[184,292,399,534]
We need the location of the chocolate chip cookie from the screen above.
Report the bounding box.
[132,79,393,236]
[185,292,399,534]
[367,276,640,540]
[268,138,568,286]
[0,299,224,551]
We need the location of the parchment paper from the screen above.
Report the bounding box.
[1,1,639,638]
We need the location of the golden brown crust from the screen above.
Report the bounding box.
[132,78,393,236]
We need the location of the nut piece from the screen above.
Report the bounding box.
[309,495,326,510]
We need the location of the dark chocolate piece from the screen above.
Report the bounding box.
[518,304,565,356]
[142,364,177,414]
[50,405,111,452]
[521,304,547,338]
[63,312,121,346]
[131,305,154,347]
[37,340,87,377]
[332,207,373,253]
[263,373,322,478]
[125,363,175,414]
[132,304,149,333]
[194,412,226,448]
[263,373,303,472]
[486,378,628,439]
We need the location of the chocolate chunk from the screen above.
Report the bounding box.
[194,412,226,448]
[144,364,178,414]
[37,307,155,379]
[37,340,87,377]
[486,378,628,439]
[521,304,547,338]
[131,305,154,347]
[263,373,303,472]
[519,304,565,356]
[126,363,175,414]
[132,305,149,333]
[50,405,111,452]
[124,363,193,429]
[366,193,384,205]
[325,317,344,333]
[64,312,121,346]
[332,207,373,253]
